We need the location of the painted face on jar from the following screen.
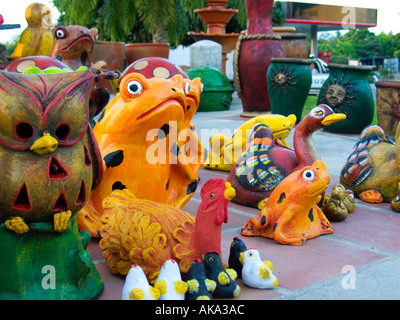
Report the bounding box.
[325,84,346,107]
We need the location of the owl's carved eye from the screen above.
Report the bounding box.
[55,124,70,142]
[15,122,34,141]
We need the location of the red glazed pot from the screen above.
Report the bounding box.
[236,0,285,117]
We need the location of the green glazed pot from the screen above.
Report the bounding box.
[267,58,312,123]
[187,66,234,112]
[317,64,374,133]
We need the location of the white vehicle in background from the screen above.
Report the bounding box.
[309,58,329,95]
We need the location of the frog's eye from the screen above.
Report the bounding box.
[185,82,190,95]
[303,169,315,182]
[55,27,66,39]
[126,80,143,96]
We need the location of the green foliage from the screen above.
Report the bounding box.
[318,29,400,63]
[52,0,284,46]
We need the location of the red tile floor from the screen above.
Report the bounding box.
[91,167,400,300]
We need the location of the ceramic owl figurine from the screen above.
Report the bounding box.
[0,69,104,299]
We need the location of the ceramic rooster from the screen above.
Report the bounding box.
[99,178,236,283]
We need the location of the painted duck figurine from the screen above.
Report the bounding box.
[227,105,346,208]
[204,114,296,172]
[340,124,400,203]
[99,178,235,283]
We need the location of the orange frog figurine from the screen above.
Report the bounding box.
[78,72,204,237]
[241,161,333,245]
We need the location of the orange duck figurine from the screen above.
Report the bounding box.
[78,73,204,237]
[99,179,236,283]
[228,105,346,208]
[241,161,333,245]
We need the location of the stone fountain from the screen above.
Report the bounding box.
[190,0,239,74]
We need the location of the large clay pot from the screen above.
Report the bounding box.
[273,27,309,59]
[92,41,126,94]
[125,43,170,65]
[375,81,400,139]
[233,0,285,117]
[267,58,312,123]
[317,64,374,133]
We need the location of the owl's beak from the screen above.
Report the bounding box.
[30,133,58,155]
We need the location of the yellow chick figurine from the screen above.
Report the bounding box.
[11,3,54,59]
[154,259,188,300]
[122,264,160,300]
[239,249,278,289]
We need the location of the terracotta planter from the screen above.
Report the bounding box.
[267,58,312,123]
[375,81,400,139]
[92,41,126,94]
[125,43,170,65]
[317,64,374,133]
[273,27,308,59]
[234,0,285,117]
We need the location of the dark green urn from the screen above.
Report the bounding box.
[317,64,374,133]
[267,58,312,123]
[187,66,234,112]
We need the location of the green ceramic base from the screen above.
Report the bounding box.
[0,215,103,300]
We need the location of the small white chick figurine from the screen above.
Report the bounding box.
[122,264,160,300]
[240,249,279,289]
[154,259,188,300]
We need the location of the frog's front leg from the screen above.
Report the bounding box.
[272,207,306,246]
[5,216,30,234]
[54,210,72,232]
[241,206,273,236]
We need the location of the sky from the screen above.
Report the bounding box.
[0,0,400,43]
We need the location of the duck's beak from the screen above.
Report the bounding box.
[224,182,236,201]
[30,133,58,155]
[321,113,346,126]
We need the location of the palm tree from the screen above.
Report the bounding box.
[53,0,204,45]
[52,0,283,45]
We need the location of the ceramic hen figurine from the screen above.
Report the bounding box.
[203,252,240,298]
[228,105,346,208]
[340,124,400,204]
[79,73,204,237]
[0,69,103,299]
[186,259,216,300]
[10,3,54,59]
[154,259,188,300]
[99,178,235,283]
[242,161,333,246]
[228,237,247,279]
[122,264,160,300]
[204,114,296,172]
[240,248,278,289]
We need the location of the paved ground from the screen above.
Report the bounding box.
[91,92,400,301]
